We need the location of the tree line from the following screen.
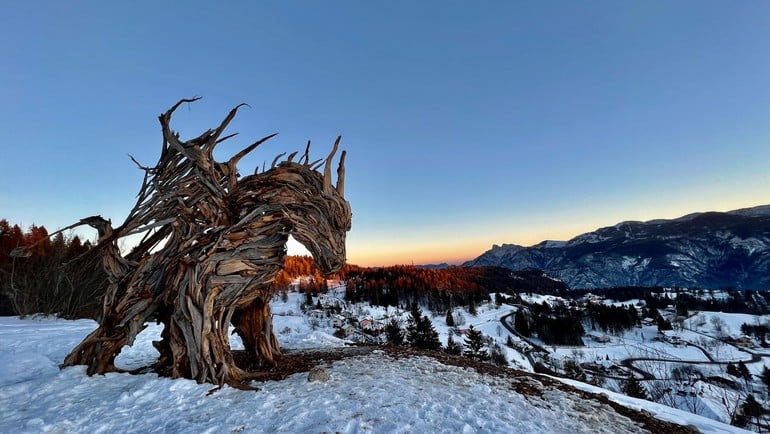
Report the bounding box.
[571,286,770,315]
[0,219,106,318]
[384,302,508,366]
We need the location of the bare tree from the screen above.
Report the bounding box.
[711,316,728,338]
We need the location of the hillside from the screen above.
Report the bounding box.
[465,205,770,289]
[0,306,739,434]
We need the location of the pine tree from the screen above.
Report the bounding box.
[656,315,673,332]
[494,293,503,307]
[743,394,763,418]
[406,303,422,343]
[514,310,530,337]
[738,394,764,429]
[468,300,477,316]
[463,325,488,361]
[417,315,442,350]
[385,319,404,346]
[445,334,462,355]
[622,376,648,400]
[727,362,739,377]
[738,360,751,381]
[445,309,455,327]
[406,303,441,350]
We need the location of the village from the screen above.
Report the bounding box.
[275,281,770,428]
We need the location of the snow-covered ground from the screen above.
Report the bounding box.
[687,312,770,340]
[0,292,747,433]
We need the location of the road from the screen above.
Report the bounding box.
[497,307,764,382]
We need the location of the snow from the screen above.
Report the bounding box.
[0,307,747,434]
[559,377,749,434]
[519,293,569,308]
[603,298,644,307]
[728,205,770,218]
[687,312,770,339]
[540,240,567,248]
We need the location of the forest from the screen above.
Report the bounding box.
[0,219,105,318]
[3,219,769,326]
[0,220,554,319]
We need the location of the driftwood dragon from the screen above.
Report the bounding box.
[61,98,351,386]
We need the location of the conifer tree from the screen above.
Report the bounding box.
[514,310,530,337]
[406,303,441,350]
[385,318,404,346]
[445,334,462,355]
[417,315,442,350]
[463,325,488,361]
[494,293,503,307]
[656,315,673,332]
[738,360,752,381]
[738,394,764,429]
[445,309,455,327]
[622,376,648,400]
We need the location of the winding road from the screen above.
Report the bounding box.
[498,308,763,382]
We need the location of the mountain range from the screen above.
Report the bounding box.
[465,205,770,290]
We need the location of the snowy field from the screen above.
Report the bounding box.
[687,312,770,340]
[0,295,747,434]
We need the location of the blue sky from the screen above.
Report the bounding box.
[2,1,769,266]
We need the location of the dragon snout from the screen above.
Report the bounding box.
[320,255,345,275]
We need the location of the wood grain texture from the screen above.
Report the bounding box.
[61,99,351,385]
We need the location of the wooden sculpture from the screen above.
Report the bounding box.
[61,98,351,386]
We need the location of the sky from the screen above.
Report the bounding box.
[2,1,770,267]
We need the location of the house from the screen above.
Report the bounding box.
[341,324,357,337]
[329,314,346,328]
[547,352,569,370]
[319,292,345,309]
[580,293,605,305]
[735,335,754,348]
[660,330,683,346]
[358,319,385,333]
[307,309,325,319]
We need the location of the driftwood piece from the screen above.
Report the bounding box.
[61,99,351,386]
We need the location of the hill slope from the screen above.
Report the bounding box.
[465,205,770,289]
[0,315,742,434]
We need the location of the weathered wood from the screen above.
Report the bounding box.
[60,99,351,386]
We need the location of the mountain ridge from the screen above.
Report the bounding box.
[465,205,770,289]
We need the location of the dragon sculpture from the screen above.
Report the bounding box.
[61,98,351,386]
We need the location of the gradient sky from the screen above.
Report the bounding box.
[2,2,770,267]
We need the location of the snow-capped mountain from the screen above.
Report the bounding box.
[465,205,770,289]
